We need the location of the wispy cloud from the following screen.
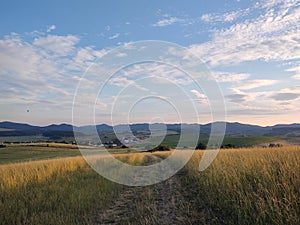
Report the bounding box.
[46,25,56,32]
[292,74,300,80]
[190,89,208,105]
[153,17,182,27]
[213,71,250,82]
[33,35,80,56]
[108,33,119,40]
[108,77,149,92]
[116,51,127,57]
[232,79,279,90]
[286,64,300,79]
[0,32,106,110]
[190,0,300,66]
[201,8,250,23]
[119,62,193,86]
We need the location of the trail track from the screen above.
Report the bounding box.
[95,154,200,225]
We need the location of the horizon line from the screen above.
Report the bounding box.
[1,120,299,128]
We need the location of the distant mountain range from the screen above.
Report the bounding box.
[0,121,300,138]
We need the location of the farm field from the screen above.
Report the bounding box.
[0,143,140,164]
[0,143,81,164]
[161,134,284,148]
[0,146,299,224]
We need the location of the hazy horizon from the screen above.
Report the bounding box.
[1,119,300,128]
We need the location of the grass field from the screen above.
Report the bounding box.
[0,144,81,164]
[0,145,299,224]
[182,147,300,224]
[162,134,283,148]
[0,143,140,164]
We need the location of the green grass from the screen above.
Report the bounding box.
[0,135,48,142]
[0,144,81,164]
[161,134,283,148]
[221,135,283,147]
[0,143,141,164]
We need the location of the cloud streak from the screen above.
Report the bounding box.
[153,17,182,27]
[108,33,119,40]
[46,25,56,32]
[232,79,279,90]
[190,0,300,66]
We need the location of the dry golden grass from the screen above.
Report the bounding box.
[0,146,299,224]
[182,146,300,224]
[0,156,86,189]
[0,155,123,225]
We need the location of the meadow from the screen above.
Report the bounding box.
[0,145,299,224]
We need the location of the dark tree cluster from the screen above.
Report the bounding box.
[195,142,207,150]
[221,143,237,149]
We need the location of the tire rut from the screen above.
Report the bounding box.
[94,154,198,225]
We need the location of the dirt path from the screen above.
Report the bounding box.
[94,155,199,225]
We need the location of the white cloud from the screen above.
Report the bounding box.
[190,89,208,105]
[33,34,80,56]
[278,86,300,94]
[201,8,249,23]
[108,33,119,40]
[292,74,300,80]
[46,25,56,32]
[0,32,109,112]
[116,52,127,57]
[108,77,148,92]
[120,62,194,85]
[66,47,103,71]
[213,71,250,82]
[191,0,300,66]
[232,79,279,90]
[153,17,182,27]
[190,89,206,99]
[286,64,300,79]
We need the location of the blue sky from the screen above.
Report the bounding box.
[0,0,299,126]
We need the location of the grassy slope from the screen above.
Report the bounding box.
[0,143,137,164]
[0,144,81,164]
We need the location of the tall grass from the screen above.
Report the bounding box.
[0,152,167,224]
[0,147,299,224]
[182,146,300,225]
[0,157,86,188]
[0,156,123,225]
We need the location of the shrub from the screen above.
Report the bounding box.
[148,144,170,152]
[195,142,207,150]
[221,143,236,149]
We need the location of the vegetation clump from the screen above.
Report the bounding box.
[195,142,207,150]
[147,144,170,152]
[221,143,237,149]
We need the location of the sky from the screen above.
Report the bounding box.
[0,0,299,126]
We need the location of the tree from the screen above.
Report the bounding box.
[196,142,207,150]
[148,144,170,152]
[221,143,236,149]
